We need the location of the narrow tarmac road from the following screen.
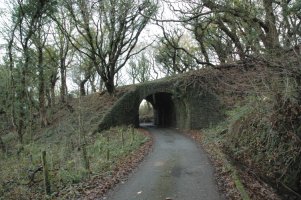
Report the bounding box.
[105,127,222,200]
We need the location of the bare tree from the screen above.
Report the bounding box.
[33,20,50,127]
[51,5,74,103]
[9,0,56,142]
[53,0,157,94]
[163,0,300,64]
[127,53,151,83]
[71,52,95,96]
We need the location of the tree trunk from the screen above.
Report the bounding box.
[200,40,210,63]
[212,43,226,64]
[45,87,52,108]
[263,0,280,50]
[281,1,291,48]
[99,78,104,92]
[38,47,48,128]
[80,75,90,96]
[105,76,115,94]
[8,35,17,136]
[80,81,86,96]
[194,27,211,64]
[0,136,5,153]
[49,72,58,107]
[217,20,245,60]
[51,85,55,106]
[89,75,97,93]
[60,61,67,103]
[18,66,26,144]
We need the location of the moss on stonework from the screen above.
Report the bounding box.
[96,75,224,133]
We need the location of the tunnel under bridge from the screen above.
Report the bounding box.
[97,76,224,131]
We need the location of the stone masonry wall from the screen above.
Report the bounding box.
[96,75,224,132]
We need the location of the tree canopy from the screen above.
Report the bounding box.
[0,0,300,143]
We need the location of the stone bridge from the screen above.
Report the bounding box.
[97,73,224,132]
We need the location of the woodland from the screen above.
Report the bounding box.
[0,0,300,199]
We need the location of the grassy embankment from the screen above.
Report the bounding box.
[188,60,301,199]
[0,90,152,199]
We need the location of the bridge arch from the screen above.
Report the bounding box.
[96,79,224,132]
[139,92,176,127]
[135,83,194,129]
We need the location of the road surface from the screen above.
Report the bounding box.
[105,127,222,200]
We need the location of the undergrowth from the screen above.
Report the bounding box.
[195,67,301,199]
[223,76,301,199]
[0,126,149,199]
[190,123,251,200]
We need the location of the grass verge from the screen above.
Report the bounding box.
[0,126,152,199]
[185,124,281,200]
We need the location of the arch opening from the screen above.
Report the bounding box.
[139,92,176,127]
[139,100,154,126]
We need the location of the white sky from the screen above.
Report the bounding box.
[0,0,5,8]
[0,0,181,92]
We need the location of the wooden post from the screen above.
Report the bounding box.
[131,126,135,145]
[82,144,90,175]
[106,136,110,161]
[41,151,51,196]
[121,128,125,147]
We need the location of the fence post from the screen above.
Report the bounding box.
[106,136,110,161]
[82,144,90,176]
[131,126,135,145]
[121,128,125,147]
[41,150,51,196]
